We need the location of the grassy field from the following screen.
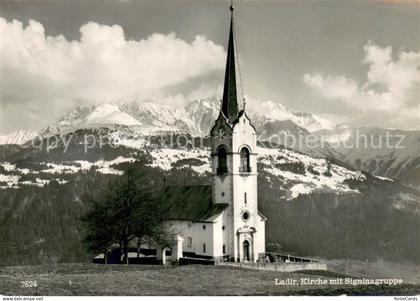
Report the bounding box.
[0,263,419,296]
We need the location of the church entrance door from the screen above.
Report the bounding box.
[242,240,250,261]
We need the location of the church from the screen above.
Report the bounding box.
[156,3,266,264]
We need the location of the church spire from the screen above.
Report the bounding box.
[221,1,238,123]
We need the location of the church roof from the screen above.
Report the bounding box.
[161,185,228,222]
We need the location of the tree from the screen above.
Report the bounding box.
[81,168,168,264]
[81,193,116,264]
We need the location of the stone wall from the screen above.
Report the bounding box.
[219,261,328,272]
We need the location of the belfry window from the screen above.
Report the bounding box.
[240,147,251,172]
[217,147,228,174]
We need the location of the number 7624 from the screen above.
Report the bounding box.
[21,280,37,288]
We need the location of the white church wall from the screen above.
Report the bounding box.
[211,212,230,261]
[192,222,214,257]
[210,116,233,155]
[231,113,259,224]
[254,214,266,259]
[210,112,266,263]
[213,176,232,205]
[222,209,231,258]
[230,115,261,262]
[231,114,257,157]
[164,221,194,253]
[163,220,216,258]
[231,171,259,235]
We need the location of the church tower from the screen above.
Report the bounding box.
[210,2,266,262]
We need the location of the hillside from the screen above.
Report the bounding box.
[3,98,418,188]
[0,99,419,266]
[3,99,418,188]
[0,126,419,266]
[0,127,387,201]
[314,127,420,188]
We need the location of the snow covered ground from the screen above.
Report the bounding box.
[148,148,210,172]
[1,137,414,207]
[0,157,136,189]
[147,146,366,200]
[0,145,365,199]
[40,156,137,175]
[259,147,365,199]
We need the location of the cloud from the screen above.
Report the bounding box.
[303,41,420,129]
[0,18,225,133]
[303,73,359,101]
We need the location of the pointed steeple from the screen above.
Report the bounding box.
[221,2,238,123]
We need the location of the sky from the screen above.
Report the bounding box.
[0,0,419,135]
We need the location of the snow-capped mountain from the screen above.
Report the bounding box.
[184,98,221,135]
[2,98,418,186]
[84,104,140,126]
[57,104,140,130]
[56,105,95,130]
[53,97,332,137]
[249,100,334,133]
[53,98,220,136]
[0,129,39,145]
[44,97,341,158]
[0,97,334,146]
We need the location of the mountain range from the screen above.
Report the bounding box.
[0,97,331,139]
[1,97,418,187]
[0,97,419,266]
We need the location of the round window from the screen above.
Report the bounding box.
[242,211,250,221]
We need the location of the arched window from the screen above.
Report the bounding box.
[240,147,250,172]
[217,146,228,174]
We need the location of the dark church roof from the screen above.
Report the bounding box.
[221,4,238,123]
[161,185,228,222]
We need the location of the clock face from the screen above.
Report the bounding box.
[216,125,226,140]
